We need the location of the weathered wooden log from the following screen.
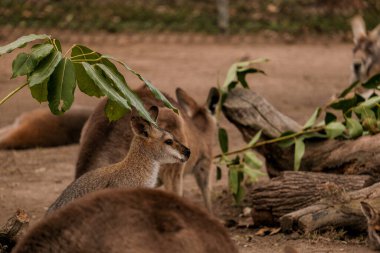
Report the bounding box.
[280,181,380,233]
[223,88,380,179]
[245,171,374,226]
[0,210,29,253]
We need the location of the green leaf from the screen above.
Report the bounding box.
[216,166,222,181]
[354,106,376,120]
[243,165,265,182]
[47,58,76,115]
[30,78,48,103]
[233,183,245,204]
[11,53,37,78]
[362,74,380,89]
[294,138,305,171]
[330,94,364,113]
[103,55,178,114]
[82,62,131,113]
[105,99,128,121]
[338,81,360,98]
[0,34,50,56]
[325,122,346,139]
[303,107,321,129]
[96,63,155,124]
[28,50,62,87]
[218,127,229,153]
[228,168,239,194]
[324,112,337,124]
[52,39,62,52]
[358,96,380,108]
[247,130,262,147]
[346,117,363,138]
[277,131,296,148]
[243,151,263,169]
[31,44,54,62]
[71,45,103,97]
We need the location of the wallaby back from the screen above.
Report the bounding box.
[14,188,238,253]
[0,106,92,149]
[75,86,218,210]
[350,16,380,84]
[361,201,380,250]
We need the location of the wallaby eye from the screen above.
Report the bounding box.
[164,139,173,145]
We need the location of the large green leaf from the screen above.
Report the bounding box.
[362,74,380,89]
[31,44,54,62]
[11,53,37,78]
[0,34,50,56]
[358,96,380,108]
[325,122,346,139]
[28,50,62,87]
[105,99,128,121]
[346,117,363,138]
[71,45,103,97]
[247,130,262,147]
[303,107,321,129]
[103,55,178,114]
[330,94,364,113]
[218,127,229,153]
[47,58,76,115]
[96,63,155,123]
[82,62,131,113]
[294,138,305,171]
[30,78,48,103]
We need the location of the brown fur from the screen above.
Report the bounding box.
[75,86,218,211]
[47,107,190,213]
[361,201,380,250]
[0,106,92,149]
[350,16,380,84]
[13,188,238,253]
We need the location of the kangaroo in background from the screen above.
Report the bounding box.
[360,201,380,250]
[14,188,238,253]
[47,106,190,213]
[0,106,92,149]
[350,16,380,85]
[76,86,219,211]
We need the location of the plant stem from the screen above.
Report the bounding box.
[213,126,325,159]
[0,83,28,106]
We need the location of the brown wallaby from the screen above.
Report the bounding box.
[14,188,238,253]
[47,106,190,213]
[350,16,380,84]
[360,201,380,250]
[0,106,92,149]
[75,86,219,211]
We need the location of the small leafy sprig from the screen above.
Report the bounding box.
[215,58,380,204]
[0,34,177,124]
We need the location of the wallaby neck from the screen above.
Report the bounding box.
[116,136,160,188]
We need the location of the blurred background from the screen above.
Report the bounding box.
[0,0,379,41]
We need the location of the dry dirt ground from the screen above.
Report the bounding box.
[0,34,375,253]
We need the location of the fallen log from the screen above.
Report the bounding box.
[280,181,380,233]
[245,171,374,226]
[222,88,380,179]
[0,210,29,253]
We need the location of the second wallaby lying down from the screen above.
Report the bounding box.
[47,106,190,213]
[76,86,219,211]
[14,188,238,253]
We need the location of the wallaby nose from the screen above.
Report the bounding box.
[353,62,361,73]
[183,147,191,159]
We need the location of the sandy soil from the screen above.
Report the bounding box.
[0,34,375,252]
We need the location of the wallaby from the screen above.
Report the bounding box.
[360,201,380,250]
[75,86,219,211]
[350,16,380,85]
[14,188,238,253]
[47,106,190,213]
[0,106,92,149]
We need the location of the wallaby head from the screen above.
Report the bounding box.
[361,201,380,250]
[131,106,191,164]
[14,189,238,253]
[350,16,380,84]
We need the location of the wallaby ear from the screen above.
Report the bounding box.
[206,87,220,115]
[176,88,198,117]
[351,15,367,44]
[361,201,377,221]
[369,24,380,41]
[130,114,151,138]
[148,106,159,122]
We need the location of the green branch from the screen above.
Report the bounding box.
[0,83,28,106]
